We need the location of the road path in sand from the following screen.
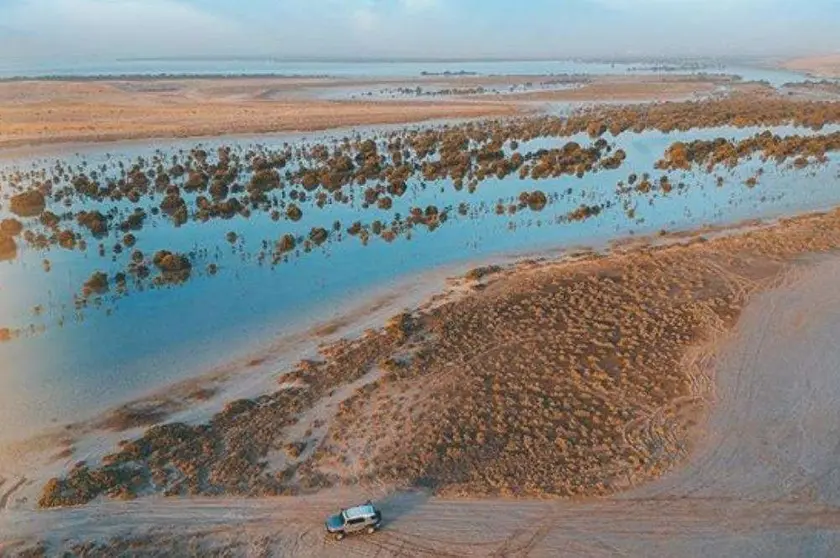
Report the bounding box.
[4,257,840,556]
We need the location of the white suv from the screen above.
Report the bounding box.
[324,501,383,540]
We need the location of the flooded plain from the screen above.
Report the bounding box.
[0,121,839,443]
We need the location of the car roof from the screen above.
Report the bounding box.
[342,504,376,520]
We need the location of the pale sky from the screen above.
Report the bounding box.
[1,0,838,61]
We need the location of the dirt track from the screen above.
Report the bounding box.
[5,257,840,556]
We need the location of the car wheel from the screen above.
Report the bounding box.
[335,532,345,541]
[366,526,376,534]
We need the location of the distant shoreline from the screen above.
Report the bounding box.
[0,73,333,83]
[0,55,770,82]
[116,55,752,64]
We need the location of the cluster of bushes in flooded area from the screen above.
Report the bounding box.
[782,80,840,97]
[657,130,840,172]
[362,76,590,100]
[5,95,838,237]
[3,95,839,337]
[9,189,46,217]
[564,96,840,135]
[0,129,624,247]
[376,85,490,97]
[0,217,23,261]
[0,125,630,311]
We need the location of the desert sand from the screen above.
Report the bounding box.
[783,53,840,78]
[3,66,840,557]
[0,75,730,149]
[0,78,517,149]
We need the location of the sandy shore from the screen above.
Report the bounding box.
[0,254,491,511]
[0,74,732,149]
[782,54,840,78]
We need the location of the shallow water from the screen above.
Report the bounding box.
[0,123,838,443]
[314,81,584,101]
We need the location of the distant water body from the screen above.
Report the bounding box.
[0,58,808,86]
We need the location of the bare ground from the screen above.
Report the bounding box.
[0,74,736,149]
[783,54,840,78]
[0,77,519,149]
[4,256,840,556]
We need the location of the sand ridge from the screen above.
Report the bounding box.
[7,228,840,556]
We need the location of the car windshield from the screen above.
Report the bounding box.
[342,504,375,521]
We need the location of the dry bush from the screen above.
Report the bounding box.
[39,208,840,506]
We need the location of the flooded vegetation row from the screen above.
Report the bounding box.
[2,98,840,340]
[657,130,840,172]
